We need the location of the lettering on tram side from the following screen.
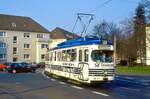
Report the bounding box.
[51,65,80,74]
[62,63,74,67]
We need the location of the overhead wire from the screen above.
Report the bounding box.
[90,0,113,13]
[64,0,113,34]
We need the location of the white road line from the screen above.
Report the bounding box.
[141,80,150,82]
[142,83,149,86]
[15,82,21,84]
[92,91,109,97]
[51,78,56,81]
[116,78,139,84]
[46,76,50,79]
[42,70,45,75]
[125,77,134,80]
[42,71,46,77]
[120,87,140,91]
[58,81,66,85]
[71,85,83,90]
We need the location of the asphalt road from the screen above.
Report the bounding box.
[0,69,150,99]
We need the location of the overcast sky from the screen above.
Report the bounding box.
[0,0,140,34]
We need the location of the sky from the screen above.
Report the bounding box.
[0,0,141,34]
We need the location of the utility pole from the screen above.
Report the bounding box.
[114,34,116,67]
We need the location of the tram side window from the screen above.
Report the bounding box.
[66,50,71,62]
[84,49,89,62]
[67,49,77,62]
[54,51,57,61]
[45,53,49,61]
[50,52,53,61]
[62,50,66,61]
[79,50,82,62]
[71,49,77,62]
[59,52,62,61]
[57,52,59,61]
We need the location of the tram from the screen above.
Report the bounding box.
[45,37,115,84]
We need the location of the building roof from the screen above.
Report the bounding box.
[52,37,113,50]
[0,14,50,33]
[50,27,79,40]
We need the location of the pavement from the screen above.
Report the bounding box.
[0,69,150,99]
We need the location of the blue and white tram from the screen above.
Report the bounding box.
[45,37,115,84]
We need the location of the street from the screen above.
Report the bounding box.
[0,69,150,99]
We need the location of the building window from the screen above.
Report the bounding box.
[13,57,17,62]
[0,42,6,48]
[13,36,17,43]
[41,44,48,49]
[24,54,30,59]
[24,44,30,49]
[0,54,6,59]
[37,34,43,38]
[0,32,6,37]
[13,47,17,55]
[41,54,45,60]
[24,33,30,38]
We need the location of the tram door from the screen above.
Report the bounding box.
[78,49,89,81]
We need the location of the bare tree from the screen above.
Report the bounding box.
[119,17,136,66]
[134,3,146,66]
[93,20,120,40]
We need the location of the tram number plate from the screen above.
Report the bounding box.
[94,77,101,80]
[103,78,108,81]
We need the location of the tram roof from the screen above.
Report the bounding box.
[52,37,113,50]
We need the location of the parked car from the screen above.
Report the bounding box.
[36,62,45,68]
[7,63,36,73]
[0,64,7,71]
[20,62,37,70]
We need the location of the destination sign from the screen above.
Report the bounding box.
[98,45,112,50]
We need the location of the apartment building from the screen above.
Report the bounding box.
[0,14,50,63]
[146,24,150,65]
[49,27,79,49]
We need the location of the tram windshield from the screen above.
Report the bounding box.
[91,50,113,63]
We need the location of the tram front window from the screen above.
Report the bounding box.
[91,50,113,63]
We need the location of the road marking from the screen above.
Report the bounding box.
[58,81,66,85]
[71,85,83,90]
[92,91,109,97]
[116,78,139,84]
[36,69,42,73]
[42,70,45,76]
[141,80,150,82]
[120,87,140,91]
[46,76,50,79]
[15,82,21,84]
[125,77,134,80]
[142,83,149,86]
[51,78,56,81]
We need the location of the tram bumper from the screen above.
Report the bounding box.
[89,75,114,82]
[88,69,115,82]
